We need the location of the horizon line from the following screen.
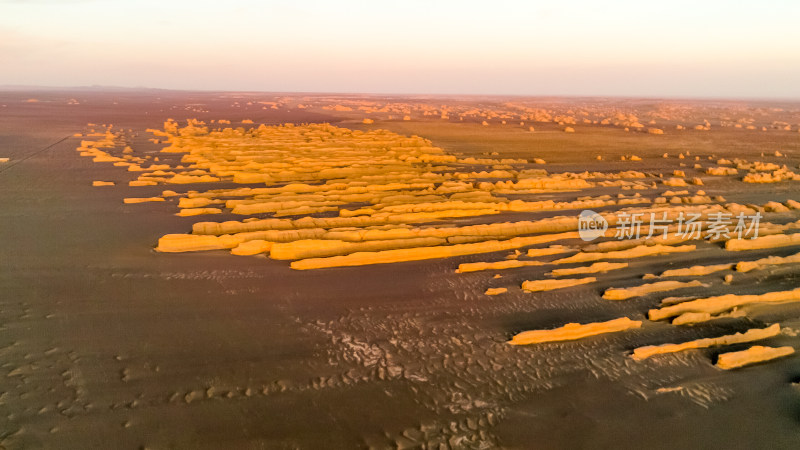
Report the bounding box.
[2,84,800,104]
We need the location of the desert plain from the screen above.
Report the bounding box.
[2,89,800,449]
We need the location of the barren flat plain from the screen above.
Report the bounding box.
[2,90,800,449]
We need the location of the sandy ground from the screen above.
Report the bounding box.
[2,90,800,449]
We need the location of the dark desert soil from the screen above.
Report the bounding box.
[2,90,800,449]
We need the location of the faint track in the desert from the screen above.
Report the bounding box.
[0,135,71,175]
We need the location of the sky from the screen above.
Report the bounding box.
[2,0,800,98]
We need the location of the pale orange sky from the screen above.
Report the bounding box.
[2,0,800,98]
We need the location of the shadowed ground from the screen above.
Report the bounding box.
[1,90,800,449]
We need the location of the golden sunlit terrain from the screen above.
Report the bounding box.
[2,91,800,448]
[4,0,800,446]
